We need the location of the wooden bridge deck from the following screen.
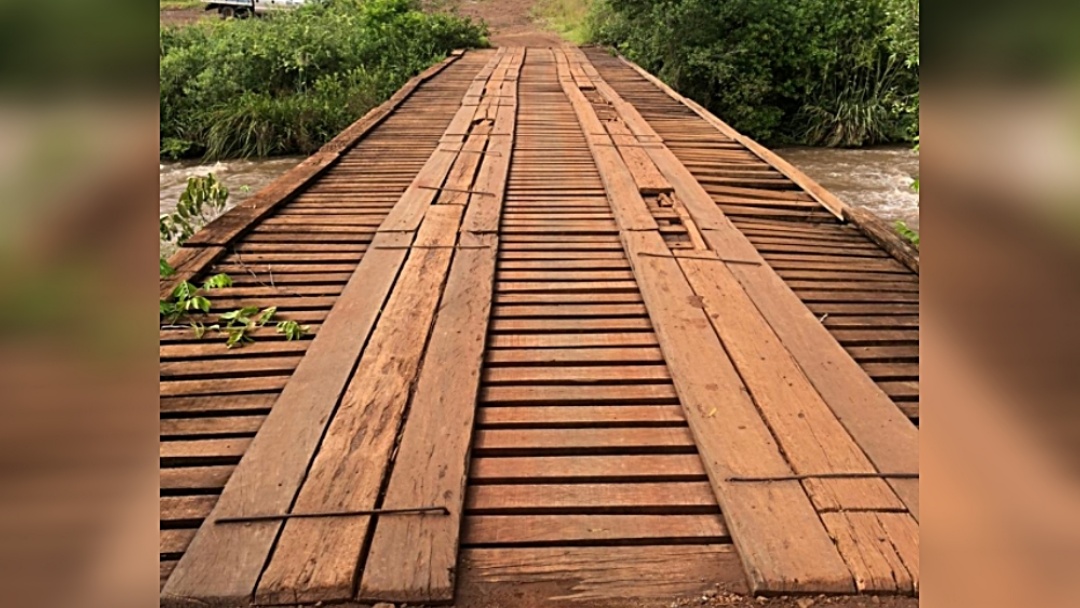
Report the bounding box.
[160,47,920,607]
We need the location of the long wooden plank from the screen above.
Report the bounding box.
[160,51,506,608]
[584,50,920,522]
[556,49,852,594]
[678,257,905,513]
[457,545,748,605]
[254,207,465,605]
[359,47,523,605]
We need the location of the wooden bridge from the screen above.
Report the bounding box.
[159,47,920,607]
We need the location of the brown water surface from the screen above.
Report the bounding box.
[776,145,920,230]
[159,147,920,238]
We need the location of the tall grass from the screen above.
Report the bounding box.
[160,0,488,160]
[531,0,594,45]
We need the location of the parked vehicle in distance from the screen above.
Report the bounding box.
[202,0,308,19]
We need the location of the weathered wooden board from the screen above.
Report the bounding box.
[556,48,853,595]
[359,47,523,605]
[160,50,506,608]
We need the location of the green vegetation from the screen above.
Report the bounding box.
[160,176,310,347]
[161,0,203,9]
[160,272,310,348]
[532,0,594,45]
[161,0,487,160]
[895,220,919,248]
[159,174,230,250]
[587,0,919,147]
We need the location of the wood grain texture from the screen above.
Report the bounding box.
[458,545,748,605]
[557,48,853,595]
[160,51,502,608]
[254,206,465,606]
[844,207,920,274]
[359,47,523,605]
[578,49,920,594]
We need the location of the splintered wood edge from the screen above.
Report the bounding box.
[842,207,920,275]
[159,51,467,297]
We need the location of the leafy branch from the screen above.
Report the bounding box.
[159,271,309,348]
[895,220,920,248]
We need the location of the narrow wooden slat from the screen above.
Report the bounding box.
[160,465,234,491]
[474,427,695,453]
[485,346,664,365]
[467,482,718,512]
[478,404,684,427]
[470,454,705,482]
[481,383,678,405]
[464,514,727,545]
[161,496,216,523]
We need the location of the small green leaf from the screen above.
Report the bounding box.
[256,306,278,326]
[160,300,178,317]
[172,281,197,300]
[160,258,176,278]
[191,321,206,339]
[276,320,309,340]
[202,273,234,289]
[186,295,212,313]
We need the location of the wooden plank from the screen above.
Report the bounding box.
[161,496,216,523]
[483,364,668,384]
[585,51,920,523]
[457,545,748,605]
[844,206,919,274]
[467,482,718,512]
[474,427,696,453]
[471,454,705,482]
[487,332,658,349]
[160,52,504,608]
[678,257,903,513]
[478,404,685,427]
[161,529,196,557]
[604,118,671,194]
[160,415,264,438]
[821,512,916,593]
[359,47,524,606]
[558,49,853,594]
[160,465,234,491]
[159,439,249,465]
[481,384,678,405]
[485,346,664,365]
[255,207,466,605]
[464,514,728,544]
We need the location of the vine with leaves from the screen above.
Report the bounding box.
[160,174,309,348]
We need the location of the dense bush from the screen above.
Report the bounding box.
[160,0,487,159]
[588,0,919,147]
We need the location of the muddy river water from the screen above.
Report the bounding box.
[160,145,919,232]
